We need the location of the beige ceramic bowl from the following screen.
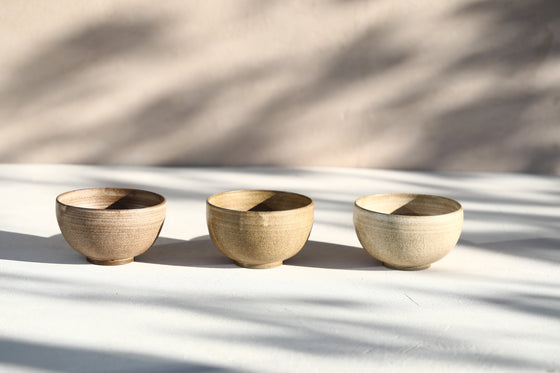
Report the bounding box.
[56,188,166,265]
[206,190,314,269]
[354,193,463,270]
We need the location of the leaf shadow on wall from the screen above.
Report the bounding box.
[0,1,558,173]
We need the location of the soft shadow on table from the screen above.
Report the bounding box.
[460,237,560,264]
[0,336,241,373]
[286,240,386,270]
[0,230,86,264]
[136,235,234,268]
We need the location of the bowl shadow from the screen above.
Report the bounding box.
[136,235,235,268]
[0,230,87,264]
[0,230,386,270]
[286,240,386,270]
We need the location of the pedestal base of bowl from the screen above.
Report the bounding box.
[382,262,430,271]
[234,260,283,269]
[87,257,134,266]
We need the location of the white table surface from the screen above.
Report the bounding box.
[0,165,559,373]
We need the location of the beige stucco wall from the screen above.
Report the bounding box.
[1,0,559,173]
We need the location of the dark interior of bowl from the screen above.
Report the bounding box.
[356,194,461,216]
[209,190,312,212]
[58,188,165,210]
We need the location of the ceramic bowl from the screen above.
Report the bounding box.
[206,190,314,269]
[56,188,166,265]
[353,193,463,270]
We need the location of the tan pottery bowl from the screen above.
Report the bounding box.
[206,190,314,269]
[353,193,463,270]
[56,188,166,265]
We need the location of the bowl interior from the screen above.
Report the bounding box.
[208,190,312,212]
[57,188,165,210]
[356,193,461,217]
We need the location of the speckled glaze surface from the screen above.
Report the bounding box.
[354,193,463,270]
[56,188,166,265]
[207,190,314,269]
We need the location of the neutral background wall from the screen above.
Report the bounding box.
[1,0,559,174]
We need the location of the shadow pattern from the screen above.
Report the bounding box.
[0,1,558,173]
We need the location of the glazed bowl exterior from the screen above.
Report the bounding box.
[353,193,463,270]
[206,190,314,269]
[56,188,166,265]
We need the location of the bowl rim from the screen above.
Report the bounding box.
[56,187,166,212]
[354,192,462,218]
[207,189,313,214]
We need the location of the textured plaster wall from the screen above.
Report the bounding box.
[0,0,559,173]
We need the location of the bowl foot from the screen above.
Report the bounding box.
[382,262,430,271]
[234,260,283,269]
[87,257,134,266]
